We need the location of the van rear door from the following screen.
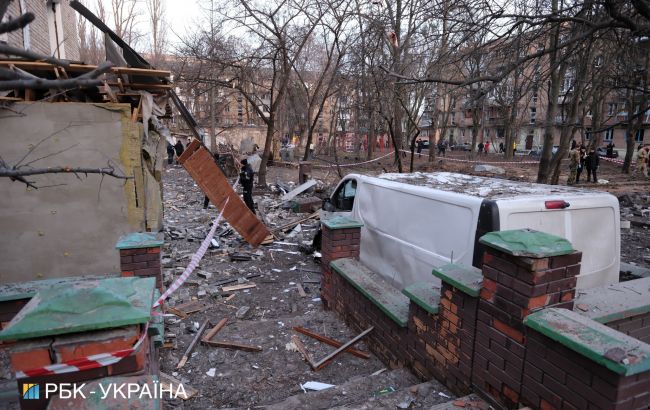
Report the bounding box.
[496,195,620,289]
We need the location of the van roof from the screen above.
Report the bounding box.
[364,172,609,200]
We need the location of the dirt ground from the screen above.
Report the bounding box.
[158,150,649,409]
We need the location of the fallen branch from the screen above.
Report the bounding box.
[0,166,131,181]
[202,340,262,352]
[0,43,71,69]
[202,318,228,343]
[0,13,35,36]
[0,61,113,91]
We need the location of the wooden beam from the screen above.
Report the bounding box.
[202,318,228,343]
[202,340,262,352]
[311,327,374,371]
[0,61,171,78]
[222,283,257,292]
[292,327,370,360]
[291,334,316,369]
[177,319,210,369]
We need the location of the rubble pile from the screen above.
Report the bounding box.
[619,193,650,276]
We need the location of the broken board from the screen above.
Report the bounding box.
[281,179,317,202]
[178,140,271,247]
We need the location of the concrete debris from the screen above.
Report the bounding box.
[300,381,335,392]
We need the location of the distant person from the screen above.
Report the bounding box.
[585,148,600,183]
[512,141,517,155]
[478,142,484,154]
[240,158,256,214]
[499,142,504,153]
[484,141,490,155]
[606,142,615,157]
[575,144,586,184]
[636,145,649,178]
[309,142,315,159]
[174,140,185,163]
[166,142,175,165]
[416,138,423,158]
[567,145,580,185]
[571,139,576,150]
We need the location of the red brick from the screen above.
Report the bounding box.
[540,399,555,410]
[121,271,135,277]
[493,319,525,344]
[480,288,494,302]
[503,385,520,404]
[528,294,550,309]
[483,278,497,292]
[10,347,52,372]
[120,255,133,264]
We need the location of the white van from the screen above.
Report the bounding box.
[320,172,620,290]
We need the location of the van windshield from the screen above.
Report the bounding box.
[334,179,357,211]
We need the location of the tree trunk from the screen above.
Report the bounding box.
[258,114,275,187]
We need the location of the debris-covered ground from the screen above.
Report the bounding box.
[159,152,650,409]
[160,164,455,409]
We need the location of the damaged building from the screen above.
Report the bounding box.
[1,2,650,410]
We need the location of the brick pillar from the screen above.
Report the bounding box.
[116,233,164,291]
[320,217,363,310]
[432,264,482,395]
[472,229,582,409]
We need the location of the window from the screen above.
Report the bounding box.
[332,179,357,211]
[532,90,538,104]
[607,103,615,116]
[585,128,592,140]
[561,75,574,93]
[604,129,614,141]
[594,55,604,67]
[47,0,66,59]
[529,107,537,124]
[636,129,645,142]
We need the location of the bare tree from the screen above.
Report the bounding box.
[111,0,143,48]
[146,0,167,66]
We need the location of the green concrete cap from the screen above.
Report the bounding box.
[330,258,409,327]
[402,282,441,315]
[479,229,573,258]
[0,277,155,341]
[524,308,650,376]
[432,264,483,297]
[322,216,363,230]
[0,275,114,303]
[116,232,164,250]
[574,277,650,324]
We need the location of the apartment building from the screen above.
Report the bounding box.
[1,0,79,61]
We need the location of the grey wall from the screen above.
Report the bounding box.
[0,102,146,284]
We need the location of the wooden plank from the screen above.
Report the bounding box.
[177,319,210,369]
[296,284,307,298]
[221,283,257,292]
[312,327,374,371]
[202,318,228,343]
[291,334,316,369]
[203,340,262,352]
[178,140,271,247]
[0,61,171,78]
[159,372,198,400]
[292,327,370,360]
[271,212,319,233]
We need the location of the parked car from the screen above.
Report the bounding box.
[450,142,471,151]
[528,145,559,157]
[597,146,619,158]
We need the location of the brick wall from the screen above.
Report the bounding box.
[472,246,581,408]
[119,247,162,290]
[331,271,410,369]
[408,303,441,381]
[3,1,79,61]
[436,283,478,395]
[523,328,650,410]
[606,313,650,344]
[320,222,361,310]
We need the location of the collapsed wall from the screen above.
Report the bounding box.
[0,102,164,283]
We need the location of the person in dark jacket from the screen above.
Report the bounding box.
[240,158,256,214]
[166,142,175,165]
[174,140,185,163]
[575,144,586,184]
[585,148,599,183]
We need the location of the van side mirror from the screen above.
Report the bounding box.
[322,198,335,212]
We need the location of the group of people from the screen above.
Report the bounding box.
[166,137,192,165]
[568,142,600,185]
[477,141,491,155]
